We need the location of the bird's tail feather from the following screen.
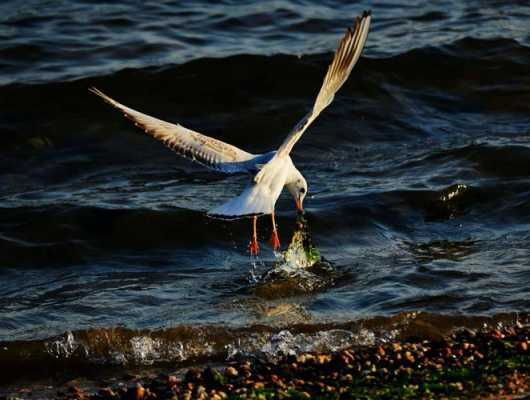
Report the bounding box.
[208,184,274,220]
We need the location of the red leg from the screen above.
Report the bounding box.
[249,216,259,255]
[270,211,281,251]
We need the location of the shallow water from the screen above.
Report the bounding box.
[1,0,530,385]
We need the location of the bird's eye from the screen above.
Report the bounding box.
[300,188,306,194]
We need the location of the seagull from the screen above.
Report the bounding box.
[90,10,371,255]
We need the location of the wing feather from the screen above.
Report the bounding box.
[277,10,371,157]
[90,88,255,173]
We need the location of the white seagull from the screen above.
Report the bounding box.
[90,10,371,255]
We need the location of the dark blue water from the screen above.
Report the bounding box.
[1,0,530,384]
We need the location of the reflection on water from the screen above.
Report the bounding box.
[411,239,477,262]
[247,302,312,326]
[426,183,477,221]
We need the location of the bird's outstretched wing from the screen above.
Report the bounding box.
[90,88,256,173]
[276,11,371,158]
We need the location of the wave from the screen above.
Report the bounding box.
[1,176,529,269]
[3,170,530,268]
[2,0,530,85]
[1,37,529,158]
[0,312,526,384]
[0,205,236,267]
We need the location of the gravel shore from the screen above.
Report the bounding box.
[4,324,529,400]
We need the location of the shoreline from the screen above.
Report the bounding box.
[4,324,528,400]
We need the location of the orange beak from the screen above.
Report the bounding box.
[296,197,304,213]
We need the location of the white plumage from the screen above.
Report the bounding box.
[209,184,275,218]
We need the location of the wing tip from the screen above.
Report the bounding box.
[88,86,99,95]
[88,86,112,103]
[362,10,372,18]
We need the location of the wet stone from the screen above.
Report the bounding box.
[224,366,238,378]
[97,387,116,399]
[184,368,202,383]
[203,367,225,387]
[124,383,145,400]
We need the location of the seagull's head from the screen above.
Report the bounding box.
[286,169,307,214]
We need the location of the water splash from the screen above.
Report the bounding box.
[45,331,80,359]
[253,214,336,299]
[224,328,380,362]
[259,329,357,360]
[129,336,162,364]
[279,214,322,271]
